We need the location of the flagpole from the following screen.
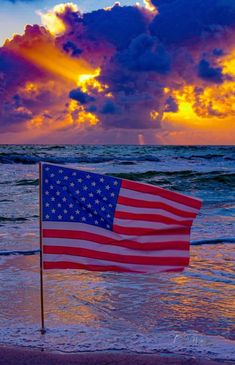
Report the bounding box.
[39,162,46,334]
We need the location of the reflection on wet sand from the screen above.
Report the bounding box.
[0,243,234,343]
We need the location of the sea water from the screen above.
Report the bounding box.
[0,145,234,360]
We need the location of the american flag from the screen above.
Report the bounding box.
[41,163,202,274]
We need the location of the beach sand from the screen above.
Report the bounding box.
[0,346,231,365]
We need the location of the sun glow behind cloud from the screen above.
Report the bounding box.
[39,3,79,36]
[143,0,157,13]
[77,68,109,93]
[3,26,103,136]
[8,38,94,84]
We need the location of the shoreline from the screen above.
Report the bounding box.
[0,346,232,365]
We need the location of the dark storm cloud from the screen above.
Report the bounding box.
[63,41,82,57]
[117,34,171,73]
[198,59,224,84]
[0,45,45,128]
[82,3,148,50]
[213,48,224,57]
[150,0,235,44]
[100,101,118,114]
[164,96,178,112]
[69,89,95,104]
[58,4,83,30]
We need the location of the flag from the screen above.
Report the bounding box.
[40,162,202,274]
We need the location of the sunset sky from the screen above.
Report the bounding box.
[0,0,235,144]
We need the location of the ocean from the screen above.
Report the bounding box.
[0,145,234,361]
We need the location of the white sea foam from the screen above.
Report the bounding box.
[0,325,234,361]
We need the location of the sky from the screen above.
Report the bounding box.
[0,0,143,45]
[0,0,235,144]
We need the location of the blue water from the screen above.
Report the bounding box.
[0,145,234,360]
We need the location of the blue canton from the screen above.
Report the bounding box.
[42,163,121,230]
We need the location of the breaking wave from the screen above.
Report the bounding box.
[0,216,28,222]
[0,249,40,256]
[110,170,235,186]
[0,152,162,165]
[0,153,113,165]
[1,170,235,188]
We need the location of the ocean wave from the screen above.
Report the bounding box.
[15,179,38,186]
[45,145,66,150]
[0,153,40,164]
[133,155,160,162]
[199,173,235,185]
[191,237,235,245]
[110,170,162,180]
[110,170,235,186]
[117,161,136,165]
[0,216,28,222]
[1,170,233,187]
[2,151,234,165]
[0,153,113,165]
[0,152,162,165]
[188,154,230,160]
[0,249,40,256]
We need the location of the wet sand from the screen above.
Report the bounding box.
[0,346,231,365]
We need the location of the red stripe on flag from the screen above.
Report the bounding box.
[44,261,138,272]
[121,180,202,209]
[113,225,191,236]
[117,196,198,218]
[115,211,192,226]
[44,261,185,273]
[43,245,189,266]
